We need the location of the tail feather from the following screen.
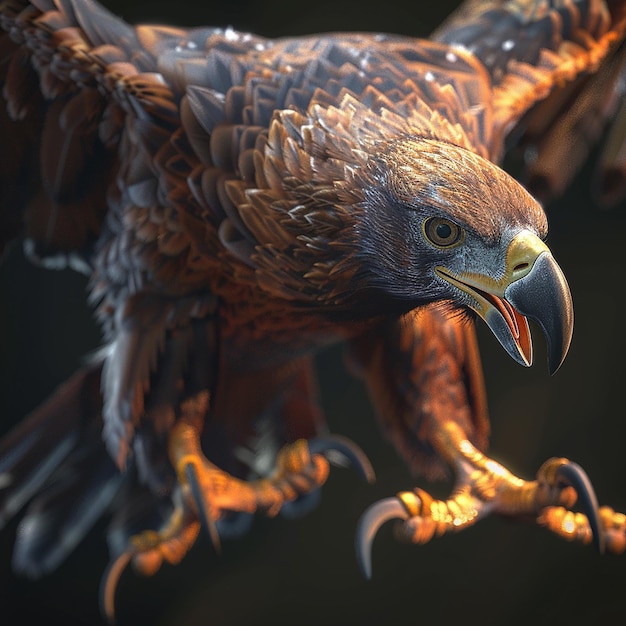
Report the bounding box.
[0,358,179,577]
[0,361,103,530]
[12,439,123,577]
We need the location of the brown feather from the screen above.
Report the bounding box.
[2,0,626,596]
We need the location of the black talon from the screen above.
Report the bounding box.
[309,435,376,484]
[281,488,323,519]
[99,549,134,624]
[216,511,254,539]
[355,497,409,580]
[554,461,605,554]
[185,463,222,554]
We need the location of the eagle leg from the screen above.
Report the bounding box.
[169,416,331,522]
[166,400,374,522]
[99,396,373,622]
[356,420,626,579]
[100,496,200,622]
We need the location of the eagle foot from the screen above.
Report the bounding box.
[99,426,373,622]
[355,425,614,579]
[99,496,200,623]
[169,419,375,533]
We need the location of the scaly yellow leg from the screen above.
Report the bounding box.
[357,420,625,579]
[101,391,374,622]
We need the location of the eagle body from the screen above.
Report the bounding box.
[1,1,626,624]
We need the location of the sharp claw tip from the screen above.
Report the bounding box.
[354,497,409,582]
[99,550,133,625]
[213,536,223,555]
[355,527,373,581]
[309,435,375,483]
[554,461,605,554]
[359,556,373,581]
[184,463,222,554]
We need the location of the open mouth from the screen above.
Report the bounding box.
[433,230,572,373]
[471,283,532,364]
[436,267,533,366]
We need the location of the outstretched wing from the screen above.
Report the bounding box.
[433,0,626,203]
[0,0,174,262]
[0,1,516,468]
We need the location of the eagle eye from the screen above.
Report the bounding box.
[423,217,464,248]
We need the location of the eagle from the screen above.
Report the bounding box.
[0,0,625,623]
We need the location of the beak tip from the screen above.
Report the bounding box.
[504,252,573,376]
[548,364,559,376]
[548,352,567,376]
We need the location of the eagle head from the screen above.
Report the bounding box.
[353,135,573,373]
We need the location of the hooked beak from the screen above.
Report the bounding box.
[436,230,573,374]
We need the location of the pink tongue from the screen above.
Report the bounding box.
[485,291,533,365]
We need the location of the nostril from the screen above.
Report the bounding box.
[513,262,529,275]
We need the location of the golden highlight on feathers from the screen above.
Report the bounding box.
[2,2,626,618]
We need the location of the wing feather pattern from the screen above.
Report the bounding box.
[2,0,626,587]
[434,0,626,200]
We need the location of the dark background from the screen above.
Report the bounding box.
[1,1,626,624]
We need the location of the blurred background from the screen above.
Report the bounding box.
[1,1,626,624]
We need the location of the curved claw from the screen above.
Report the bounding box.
[281,487,323,520]
[355,497,409,580]
[99,549,134,624]
[554,461,605,554]
[184,463,222,554]
[215,511,254,539]
[309,435,376,484]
